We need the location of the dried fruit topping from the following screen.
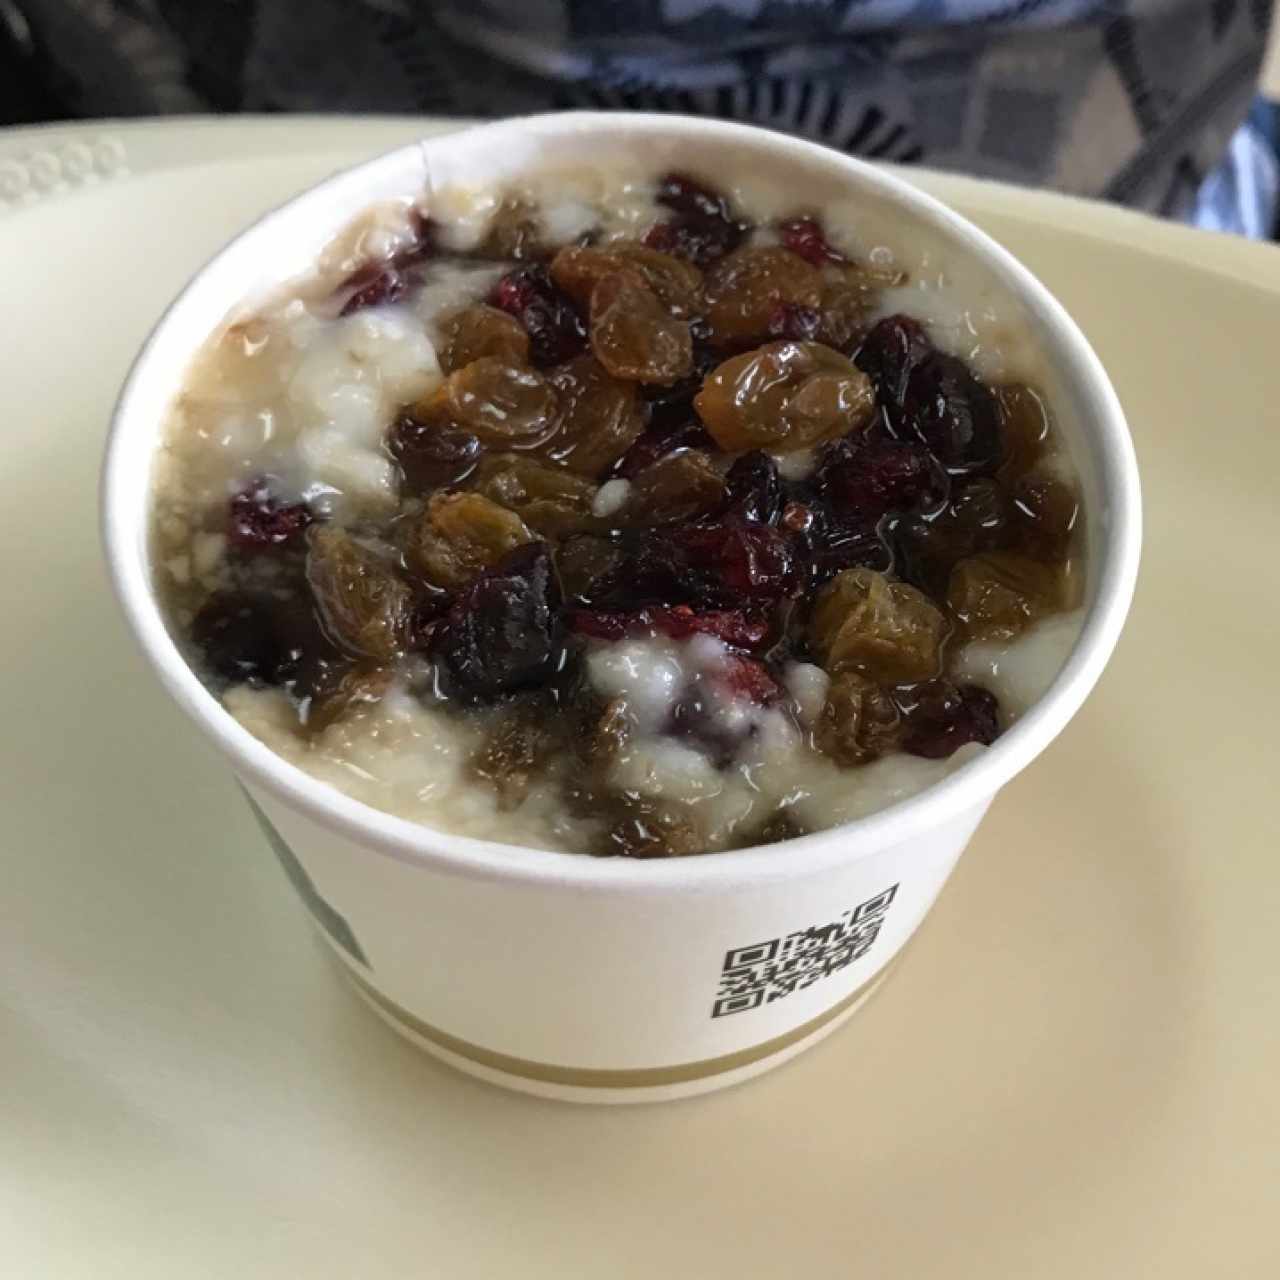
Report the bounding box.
[643,172,749,267]
[779,216,845,267]
[814,265,874,352]
[430,542,563,702]
[407,491,535,590]
[766,303,823,343]
[337,263,407,316]
[473,453,599,539]
[703,246,822,347]
[1009,469,1079,559]
[227,478,313,552]
[715,653,784,705]
[470,703,557,809]
[604,798,703,858]
[995,383,1051,482]
[857,315,1002,474]
[442,304,530,373]
[809,567,946,683]
[589,697,636,769]
[619,449,726,526]
[695,340,876,452]
[898,680,1000,759]
[307,663,393,734]
[589,272,693,385]
[816,437,947,522]
[490,264,588,366]
[543,354,645,477]
[639,343,722,437]
[615,418,717,479]
[473,197,544,262]
[801,511,894,588]
[192,586,336,689]
[750,809,809,844]
[567,604,770,651]
[946,552,1062,640]
[669,517,795,603]
[555,535,625,603]
[386,417,482,492]
[432,356,559,446]
[814,671,901,766]
[306,527,411,661]
[551,242,703,318]
[723,451,784,524]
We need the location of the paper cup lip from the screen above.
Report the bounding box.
[101,111,1141,892]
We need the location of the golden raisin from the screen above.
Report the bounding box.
[543,354,645,477]
[814,671,901,765]
[618,450,726,526]
[703,245,821,347]
[809,567,946,683]
[307,663,393,734]
[441,304,529,373]
[995,383,1051,483]
[947,552,1063,641]
[470,706,556,810]
[306,528,411,661]
[475,196,543,261]
[424,357,558,447]
[589,273,693,385]
[407,491,534,590]
[695,340,875,452]
[556,534,624,601]
[473,453,600,538]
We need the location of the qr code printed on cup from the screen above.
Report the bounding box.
[711,884,899,1018]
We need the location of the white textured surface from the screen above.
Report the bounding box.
[2,118,1278,1280]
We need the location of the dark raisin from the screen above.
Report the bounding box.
[766,303,823,342]
[386,416,481,492]
[779,216,845,267]
[669,517,795,603]
[227,478,313,553]
[604,799,703,858]
[816,437,948,523]
[898,681,1001,759]
[489,264,587,367]
[854,314,932,407]
[724,451,784,524]
[614,419,718,480]
[430,543,563,702]
[643,172,749,267]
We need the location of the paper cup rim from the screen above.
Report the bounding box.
[101,112,1140,891]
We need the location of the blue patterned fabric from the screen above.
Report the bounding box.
[13,0,1277,235]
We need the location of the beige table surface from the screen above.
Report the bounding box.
[1,117,1277,1279]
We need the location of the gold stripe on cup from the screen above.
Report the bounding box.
[343,959,896,1089]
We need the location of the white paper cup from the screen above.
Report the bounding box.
[102,113,1140,1104]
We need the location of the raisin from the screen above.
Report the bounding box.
[490,264,587,366]
[723,451,784,524]
[778,216,845,267]
[306,663,393,734]
[947,552,1062,641]
[473,196,543,261]
[604,799,704,858]
[801,511,894,588]
[192,587,334,689]
[441,304,529,373]
[543,354,645,477]
[766,303,822,343]
[407,491,535,590]
[995,383,1051,482]
[472,454,599,539]
[703,246,822,347]
[386,417,481,492]
[855,314,932,406]
[428,356,559,447]
[669,517,795,603]
[615,418,717,479]
[809,567,946,683]
[557,535,626,603]
[470,703,557,809]
[695,340,876,452]
[814,671,901,766]
[227,478,313,553]
[816,437,948,522]
[747,809,810,845]
[589,272,693,385]
[567,604,770,650]
[619,450,726,526]
[551,242,703,317]
[643,172,749,267]
[1009,470,1079,560]
[306,527,411,661]
[898,680,1001,759]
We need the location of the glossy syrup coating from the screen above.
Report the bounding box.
[185,175,1081,857]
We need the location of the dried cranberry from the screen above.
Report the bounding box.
[430,543,563,702]
[338,263,407,316]
[766,303,822,342]
[490,264,587,367]
[643,172,749,267]
[899,681,1001,759]
[723,452,784,525]
[717,653,783,704]
[227,478,313,552]
[779,216,845,267]
[816,437,948,522]
[397,211,439,266]
[386,416,481,491]
[615,419,717,479]
[567,605,770,651]
[670,517,795,603]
